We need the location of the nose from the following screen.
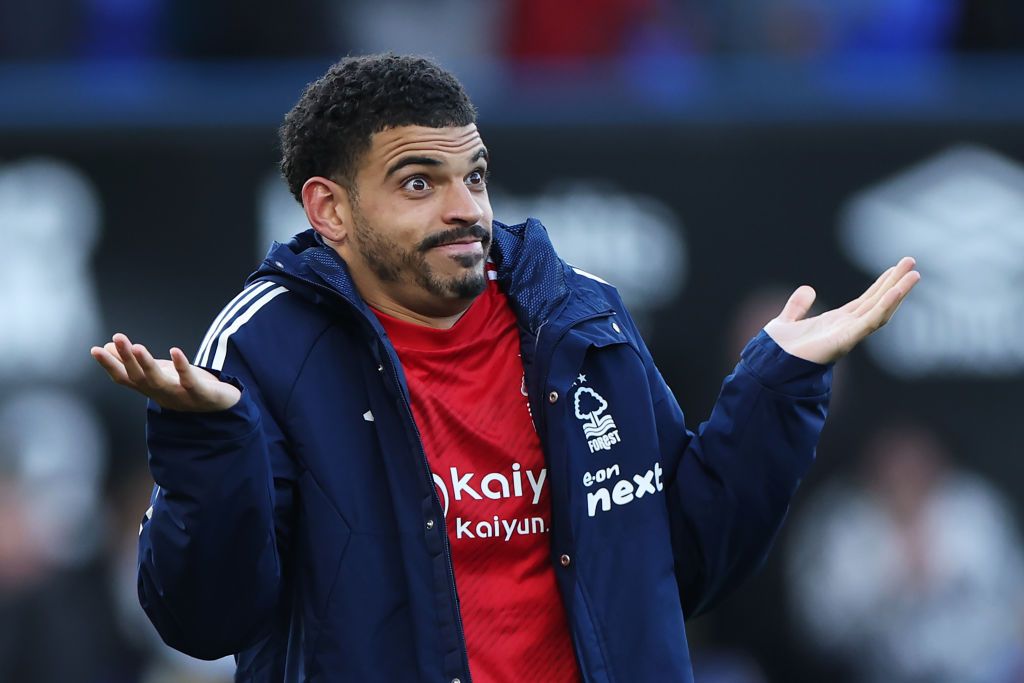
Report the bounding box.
[442,181,484,227]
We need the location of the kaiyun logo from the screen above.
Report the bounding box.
[430,465,551,542]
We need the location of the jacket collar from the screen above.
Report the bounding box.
[253,219,572,334]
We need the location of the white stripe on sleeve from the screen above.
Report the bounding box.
[209,286,289,371]
[195,281,277,367]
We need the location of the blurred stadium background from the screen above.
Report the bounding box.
[2,1,1024,682]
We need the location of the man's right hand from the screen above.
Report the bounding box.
[91,333,242,412]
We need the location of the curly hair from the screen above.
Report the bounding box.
[279,54,477,203]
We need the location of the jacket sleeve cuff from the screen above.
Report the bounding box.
[146,375,261,442]
[739,330,833,397]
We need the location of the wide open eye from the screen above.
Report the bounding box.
[466,170,487,187]
[403,176,430,192]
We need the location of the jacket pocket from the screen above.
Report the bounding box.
[570,312,638,354]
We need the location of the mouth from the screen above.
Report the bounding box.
[431,239,484,257]
[437,235,480,246]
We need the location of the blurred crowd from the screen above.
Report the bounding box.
[787,423,1024,683]
[1,0,1023,63]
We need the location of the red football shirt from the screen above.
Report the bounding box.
[373,274,580,683]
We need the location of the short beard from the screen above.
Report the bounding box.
[350,206,491,301]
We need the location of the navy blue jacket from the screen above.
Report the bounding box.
[138,218,831,682]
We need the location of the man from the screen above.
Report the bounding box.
[91,54,919,682]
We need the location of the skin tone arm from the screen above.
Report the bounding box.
[89,258,919,410]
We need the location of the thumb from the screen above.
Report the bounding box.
[778,285,816,322]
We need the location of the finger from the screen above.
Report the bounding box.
[865,270,921,330]
[91,346,132,386]
[877,270,921,325]
[114,334,146,383]
[853,257,915,316]
[841,266,892,312]
[170,347,197,391]
[109,334,129,364]
[131,344,167,388]
[778,285,817,322]
[854,261,907,315]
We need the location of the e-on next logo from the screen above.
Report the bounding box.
[573,377,621,453]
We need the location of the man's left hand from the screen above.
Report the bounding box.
[763,256,920,365]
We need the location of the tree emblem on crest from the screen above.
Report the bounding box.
[573,387,617,438]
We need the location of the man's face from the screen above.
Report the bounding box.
[344,124,493,309]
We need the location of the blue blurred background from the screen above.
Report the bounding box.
[2,2,1024,682]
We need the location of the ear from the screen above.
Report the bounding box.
[301,176,353,244]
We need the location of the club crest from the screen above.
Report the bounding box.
[573,383,621,452]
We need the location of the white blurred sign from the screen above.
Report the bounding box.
[0,158,103,380]
[496,181,688,318]
[841,145,1024,377]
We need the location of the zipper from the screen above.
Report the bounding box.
[383,352,472,682]
[263,270,473,681]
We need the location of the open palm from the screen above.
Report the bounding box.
[90,333,241,412]
[763,257,920,365]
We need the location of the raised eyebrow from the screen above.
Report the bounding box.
[385,156,442,179]
[471,147,489,164]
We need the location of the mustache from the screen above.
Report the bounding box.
[418,224,491,252]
